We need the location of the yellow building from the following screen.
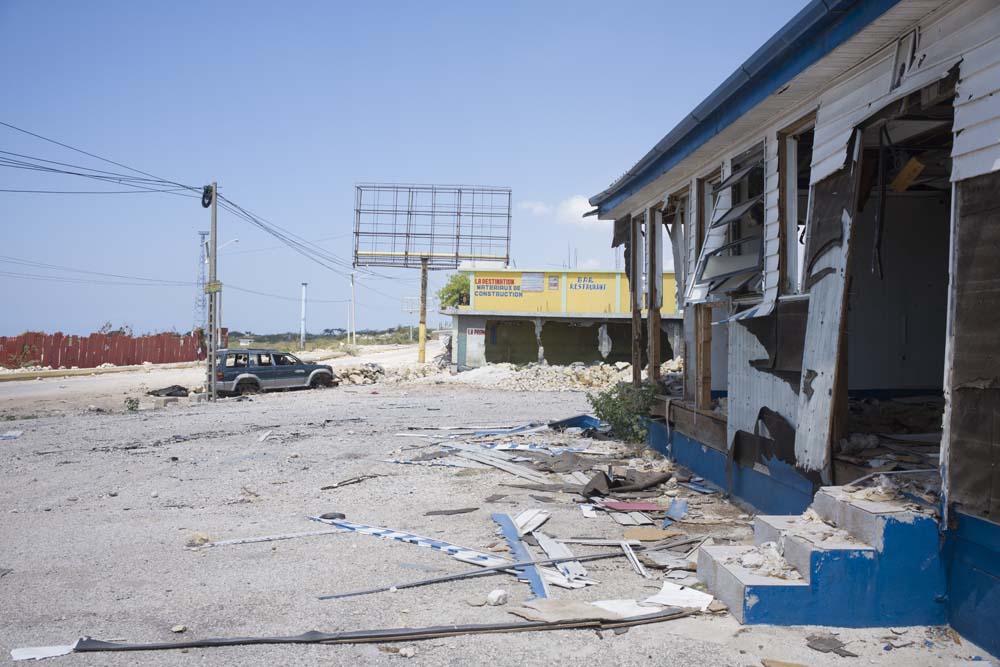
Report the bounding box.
[445,268,680,369]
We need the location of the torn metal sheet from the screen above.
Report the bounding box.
[534,532,587,580]
[493,513,548,599]
[679,481,717,494]
[621,541,650,578]
[482,443,587,455]
[11,643,78,661]
[600,500,664,512]
[548,415,603,431]
[453,451,550,484]
[513,509,550,536]
[382,458,480,469]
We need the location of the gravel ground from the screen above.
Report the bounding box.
[0,376,992,666]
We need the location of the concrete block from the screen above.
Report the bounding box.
[188,393,208,404]
[153,396,180,409]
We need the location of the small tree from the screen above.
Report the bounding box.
[436,273,470,308]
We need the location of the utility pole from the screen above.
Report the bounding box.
[202,182,219,401]
[300,282,308,351]
[418,256,428,363]
[194,231,209,332]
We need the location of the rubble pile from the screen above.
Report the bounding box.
[336,363,385,385]
[385,364,442,383]
[482,360,684,393]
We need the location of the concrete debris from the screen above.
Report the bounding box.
[442,361,683,393]
[337,363,386,385]
[486,589,508,606]
[735,542,802,580]
[398,646,417,658]
[170,625,186,633]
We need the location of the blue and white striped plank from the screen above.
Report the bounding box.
[309,516,511,567]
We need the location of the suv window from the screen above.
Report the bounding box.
[255,353,273,366]
[274,353,298,366]
[226,353,248,368]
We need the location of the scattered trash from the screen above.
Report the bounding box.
[186,528,346,550]
[185,532,211,548]
[623,527,682,542]
[425,508,477,516]
[806,633,859,658]
[679,481,717,494]
[398,646,417,658]
[320,474,385,491]
[318,512,346,520]
[513,509,550,536]
[665,498,688,521]
[147,385,189,397]
[1,430,23,440]
[643,581,713,611]
[760,660,807,667]
[258,430,272,443]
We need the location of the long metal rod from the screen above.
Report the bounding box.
[317,535,700,600]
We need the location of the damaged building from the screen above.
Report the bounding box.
[588,0,1000,654]
[444,267,681,369]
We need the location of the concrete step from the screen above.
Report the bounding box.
[754,514,875,583]
[697,486,947,626]
[812,486,928,549]
[697,544,809,623]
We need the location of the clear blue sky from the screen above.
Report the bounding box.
[0,0,805,336]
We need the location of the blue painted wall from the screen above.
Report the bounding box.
[743,515,947,626]
[945,511,1000,658]
[647,422,812,515]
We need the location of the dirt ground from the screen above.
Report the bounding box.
[0,358,992,666]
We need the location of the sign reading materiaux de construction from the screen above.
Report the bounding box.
[467,269,676,315]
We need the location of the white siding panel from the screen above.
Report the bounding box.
[759,132,781,318]
[952,32,1000,180]
[727,320,801,452]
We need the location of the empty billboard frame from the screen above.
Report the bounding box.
[353,183,512,270]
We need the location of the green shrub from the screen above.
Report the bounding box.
[587,382,658,444]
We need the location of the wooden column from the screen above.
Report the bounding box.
[629,215,642,387]
[695,304,712,409]
[647,206,662,382]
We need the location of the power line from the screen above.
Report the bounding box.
[0,120,192,190]
[0,186,192,194]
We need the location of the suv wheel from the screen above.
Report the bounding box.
[236,380,260,396]
[310,374,332,389]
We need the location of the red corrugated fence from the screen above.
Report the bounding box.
[0,330,228,369]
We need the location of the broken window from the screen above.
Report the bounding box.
[686,144,765,303]
[662,191,690,302]
[781,123,815,293]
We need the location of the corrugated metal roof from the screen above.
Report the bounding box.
[589,0,914,218]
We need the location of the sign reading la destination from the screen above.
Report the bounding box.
[474,276,522,298]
